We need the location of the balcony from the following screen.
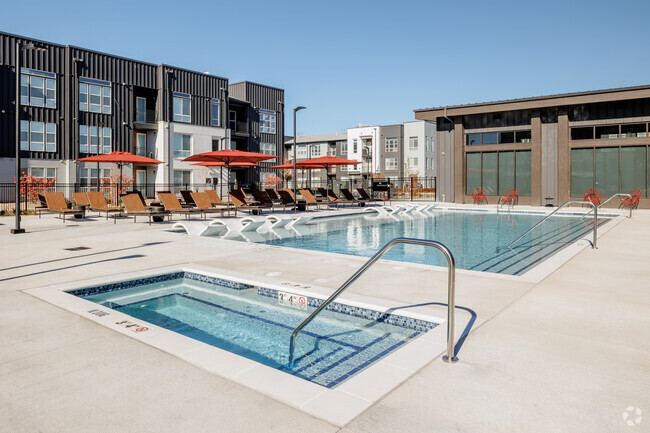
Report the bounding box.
[133,109,158,130]
[230,121,249,136]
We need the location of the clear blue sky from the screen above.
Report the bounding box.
[2,0,649,135]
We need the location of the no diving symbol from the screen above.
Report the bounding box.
[134,327,149,333]
[298,296,306,310]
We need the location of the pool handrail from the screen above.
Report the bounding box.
[508,200,598,249]
[595,193,633,218]
[287,237,458,366]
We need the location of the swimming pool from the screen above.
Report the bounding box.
[241,209,610,276]
[71,272,436,388]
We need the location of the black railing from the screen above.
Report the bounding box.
[0,177,436,213]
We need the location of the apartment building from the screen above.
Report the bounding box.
[415,85,650,207]
[0,31,283,191]
[286,121,436,185]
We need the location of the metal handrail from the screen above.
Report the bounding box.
[287,237,458,366]
[596,193,633,218]
[508,200,598,249]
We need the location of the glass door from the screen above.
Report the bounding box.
[136,97,146,122]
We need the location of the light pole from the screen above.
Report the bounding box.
[12,41,46,234]
[292,106,306,201]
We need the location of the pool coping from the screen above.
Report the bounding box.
[25,263,477,427]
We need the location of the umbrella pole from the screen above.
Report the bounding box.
[220,166,223,200]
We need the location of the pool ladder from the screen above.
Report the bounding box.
[288,237,458,367]
[508,200,598,249]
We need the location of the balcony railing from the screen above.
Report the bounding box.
[135,109,157,123]
[229,121,249,134]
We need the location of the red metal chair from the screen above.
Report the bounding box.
[620,189,642,209]
[497,188,518,209]
[470,187,487,204]
[583,188,603,205]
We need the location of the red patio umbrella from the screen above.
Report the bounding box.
[183,149,276,201]
[77,151,163,191]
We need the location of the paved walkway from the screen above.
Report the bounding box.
[0,208,647,432]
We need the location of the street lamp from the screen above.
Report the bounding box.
[292,106,306,201]
[12,41,46,234]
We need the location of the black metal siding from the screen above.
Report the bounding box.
[0,33,66,160]
[69,47,158,159]
[161,65,228,127]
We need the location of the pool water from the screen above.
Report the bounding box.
[259,210,609,275]
[80,276,428,388]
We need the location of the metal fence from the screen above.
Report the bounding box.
[0,176,436,212]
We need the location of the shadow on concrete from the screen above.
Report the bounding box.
[383,302,477,359]
[0,241,169,273]
[0,254,146,282]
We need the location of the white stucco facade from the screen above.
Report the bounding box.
[403,120,436,177]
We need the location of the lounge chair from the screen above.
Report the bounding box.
[179,190,197,207]
[190,192,230,218]
[121,193,169,224]
[265,188,282,203]
[204,189,237,210]
[620,189,642,210]
[87,191,123,220]
[42,192,83,222]
[36,193,49,217]
[72,192,90,207]
[252,189,295,213]
[357,187,386,205]
[157,192,203,220]
[340,188,365,206]
[498,188,518,209]
[299,188,333,210]
[583,188,603,206]
[229,189,271,215]
[470,187,487,204]
[320,188,356,206]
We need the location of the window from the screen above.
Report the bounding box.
[79,126,111,154]
[174,170,191,186]
[259,110,276,134]
[79,168,110,187]
[20,68,56,108]
[229,110,237,130]
[260,142,276,155]
[25,167,56,181]
[328,144,336,156]
[136,133,146,157]
[467,130,531,145]
[353,139,358,153]
[296,145,307,159]
[409,137,418,151]
[409,157,419,167]
[466,150,531,196]
[20,121,56,152]
[385,137,398,152]
[385,158,397,171]
[173,92,191,123]
[136,97,147,122]
[572,123,649,140]
[595,125,619,139]
[310,145,321,157]
[174,133,191,158]
[211,100,220,127]
[571,127,594,140]
[341,142,348,154]
[79,77,111,114]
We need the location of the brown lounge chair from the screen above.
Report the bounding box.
[319,188,356,206]
[179,190,197,208]
[229,189,271,214]
[190,192,229,218]
[42,192,83,222]
[252,189,294,213]
[121,193,168,225]
[157,192,203,220]
[72,192,90,207]
[357,187,385,205]
[87,191,123,220]
[299,188,333,210]
[204,189,237,209]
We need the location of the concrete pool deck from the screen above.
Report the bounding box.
[0,205,648,432]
